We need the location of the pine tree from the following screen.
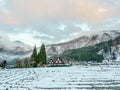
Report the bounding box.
[37,44,47,65]
[30,45,37,67]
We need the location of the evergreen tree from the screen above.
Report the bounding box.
[37,44,47,65]
[30,45,37,67]
[1,60,7,69]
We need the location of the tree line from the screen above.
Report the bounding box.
[16,43,47,68]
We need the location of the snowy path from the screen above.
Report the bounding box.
[1,65,120,90]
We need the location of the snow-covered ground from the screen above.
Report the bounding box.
[1,65,120,90]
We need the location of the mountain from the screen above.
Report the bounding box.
[0,34,32,64]
[1,30,120,64]
[46,30,120,57]
[60,35,120,63]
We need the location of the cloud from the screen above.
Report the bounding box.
[0,1,11,24]
[70,0,118,22]
[57,24,66,31]
[5,28,55,46]
[0,0,120,46]
[90,18,120,30]
[0,7,19,25]
[5,0,119,24]
[6,29,42,46]
[7,0,62,24]
[1,0,119,26]
[74,23,89,31]
[33,32,54,40]
[7,32,41,46]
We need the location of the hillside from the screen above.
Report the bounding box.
[46,30,120,58]
[60,35,120,62]
[0,34,32,63]
[1,30,120,64]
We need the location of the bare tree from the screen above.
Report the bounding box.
[16,60,23,68]
[1,60,7,69]
[24,57,30,68]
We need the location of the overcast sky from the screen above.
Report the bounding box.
[0,0,120,46]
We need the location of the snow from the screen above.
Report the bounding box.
[75,30,120,39]
[0,34,32,61]
[47,30,120,55]
[0,34,13,50]
[116,56,120,61]
[0,34,31,51]
[1,65,120,90]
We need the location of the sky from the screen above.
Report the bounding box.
[0,0,120,46]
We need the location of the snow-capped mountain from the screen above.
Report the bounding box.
[99,44,120,63]
[1,30,120,64]
[0,34,32,62]
[46,30,120,55]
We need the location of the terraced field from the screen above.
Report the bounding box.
[1,65,120,90]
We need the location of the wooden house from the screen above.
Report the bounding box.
[48,57,71,67]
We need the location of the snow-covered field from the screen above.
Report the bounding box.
[1,65,120,90]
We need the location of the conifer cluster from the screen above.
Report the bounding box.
[30,44,47,67]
